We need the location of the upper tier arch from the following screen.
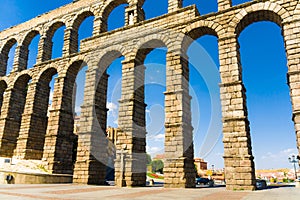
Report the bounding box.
[229,2,290,36]
[97,45,127,70]
[99,0,129,32]
[132,34,171,64]
[71,10,95,31]
[0,38,18,76]
[181,20,224,55]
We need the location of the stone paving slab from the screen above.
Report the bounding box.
[0,184,299,200]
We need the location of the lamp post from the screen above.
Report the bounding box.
[288,155,298,180]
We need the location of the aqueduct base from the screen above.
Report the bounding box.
[0,0,300,190]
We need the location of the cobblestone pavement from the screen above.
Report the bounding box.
[0,184,299,200]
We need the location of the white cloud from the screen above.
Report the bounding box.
[146,146,163,155]
[75,106,81,114]
[146,104,165,136]
[261,148,298,160]
[113,119,118,125]
[261,152,275,160]
[107,102,118,112]
[215,152,223,157]
[106,102,119,127]
[154,134,164,139]
[49,90,54,102]
[258,148,298,169]
[282,148,295,154]
[149,133,165,141]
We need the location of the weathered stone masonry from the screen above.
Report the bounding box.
[0,0,300,190]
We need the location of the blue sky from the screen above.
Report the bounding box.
[0,0,298,170]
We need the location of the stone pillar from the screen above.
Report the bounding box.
[283,20,300,166]
[99,18,108,33]
[73,68,109,184]
[0,88,16,157]
[219,35,255,190]
[63,28,78,56]
[36,35,52,63]
[115,58,147,187]
[0,82,6,113]
[125,4,145,26]
[16,44,30,70]
[11,45,27,72]
[0,78,30,157]
[164,51,195,188]
[168,0,182,13]
[93,16,102,35]
[0,53,8,76]
[13,81,50,159]
[218,0,232,11]
[42,76,76,174]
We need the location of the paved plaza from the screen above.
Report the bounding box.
[0,184,299,200]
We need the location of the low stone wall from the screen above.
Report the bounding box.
[0,170,72,184]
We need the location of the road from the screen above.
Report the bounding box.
[0,184,299,199]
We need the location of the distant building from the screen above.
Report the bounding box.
[153,154,164,160]
[194,158,207,171]
[106,127,118,145]
[256,169,298,181]
[106,127,119,163]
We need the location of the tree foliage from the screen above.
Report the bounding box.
[146,154,152,165]
[151,159,164,173]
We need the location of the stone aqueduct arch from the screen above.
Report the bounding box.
[0,0,299,190]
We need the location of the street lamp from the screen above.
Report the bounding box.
[288,155,298,180]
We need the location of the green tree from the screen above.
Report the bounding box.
[151,159,164,174]
[146,154,152,165]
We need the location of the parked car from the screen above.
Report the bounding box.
[196,177,209,185]
[196,178,214,187]
[256,179,267,189]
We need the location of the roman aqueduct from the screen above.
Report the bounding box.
[0,0,300,190]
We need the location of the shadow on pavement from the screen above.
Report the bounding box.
[264,184,295,190]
